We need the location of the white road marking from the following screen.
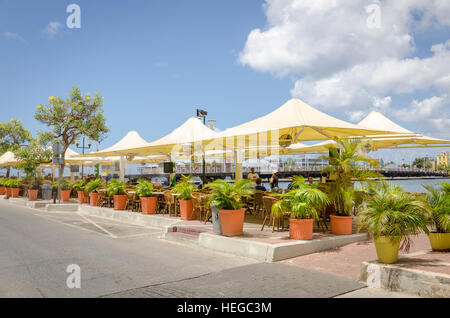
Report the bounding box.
[77,213,118,238]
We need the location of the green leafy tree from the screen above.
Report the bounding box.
[14,138,52,181]
[319,138,382,216]
[412,158,432,169]
[0,119,33,177]
[34,86,109,179]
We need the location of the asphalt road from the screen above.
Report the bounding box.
[0,200,366,298]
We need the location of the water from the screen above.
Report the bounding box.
[264,178,449,193]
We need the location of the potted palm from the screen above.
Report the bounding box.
[135,179,157,214]
[73,180,87,204]
[4,178,12,198]
[320,138,381,235]
[59,179,72,202]
[86,179,104,206]
[28,178,40,201]
[358,183,429,264]
[205,179,254,237]
[271,176,329,240]
[0,178,6,195]
[107,179,127,210]
[173,175,197,220]
[423,182,450,251]
[8,179,21,198]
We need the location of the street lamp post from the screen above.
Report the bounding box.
[197,109,208,185]
[75,137,92,179]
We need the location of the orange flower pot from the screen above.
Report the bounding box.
[141,197,157,214]
[89,192,99,206]
[114,194,127,210]
[0,186,5,195]
[11,188,20,198]
[330,215,353,235]
[179,200,195,220]
[219,208,245,237]
[83,195,89,204]
[60,190,71,202]
[28,189,39,201]
[77,191,84,204]
[5,188,11,198]
[289,218,314,240]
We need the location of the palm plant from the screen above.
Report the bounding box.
[106,178,126,196]
[85,178,104,193]
[319,138,382,216]
[357,183,429,252]
[173,175,197,200]
[59,179,72,191]
[72,179,87,192]
[205,179,254,210]
[423,182,450,234]
[135,179,154,198]
[271,176,330,220]
[0,178,8,187]
[6,178,21,188]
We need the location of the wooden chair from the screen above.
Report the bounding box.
[261,196,288,232]
[126,192,135,211]
[253,190,264,217]
[191,192,203,221]
[163,190,176,217]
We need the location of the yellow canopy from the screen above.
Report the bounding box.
[286,111,450,153]
[102,117,219,157]
[202,98,403,152]
[81,131,150,157]
[0,151,20,167]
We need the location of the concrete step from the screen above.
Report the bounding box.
[164,232,199,246]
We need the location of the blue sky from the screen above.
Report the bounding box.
[1,0,449,164]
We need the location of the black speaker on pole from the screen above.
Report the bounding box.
[163,162,174,173]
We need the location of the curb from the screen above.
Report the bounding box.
[361,261,450,298]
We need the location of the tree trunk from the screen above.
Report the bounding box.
[6,166,10,178]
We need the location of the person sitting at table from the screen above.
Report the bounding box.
[153,178,163,188]
[255,178,266,191]
[269,170,279,192]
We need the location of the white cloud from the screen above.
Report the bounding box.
[239,0,450,139]
[42,22,63,38]
[2,32,25,42]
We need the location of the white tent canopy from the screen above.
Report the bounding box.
[286,111,450,153]
[0,151,19,167]
[82,131,150,157]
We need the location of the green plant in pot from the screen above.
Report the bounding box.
[106,178,127,210]
[73,180,87,204]
[205,179,254,237]
[135,179,157,214]
[423,182,450,251]
[173,175,197,220]
[319,138,382,235]
[271,176,329,240]
[6,178,21,198]
[86,178,104,206]
[357,183,429,264]
[0,178,7,195]
[59,179,72,202]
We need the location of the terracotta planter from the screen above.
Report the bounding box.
[89,192,99,206]
[289,218,314,240]
[60,190,71,202]
[428,233,450,251]
[219,208,245,237]
[5,188,12,198]
[374,236,401,264]
[141,196,157,214]
[330,215,353,235]
[179,200,195,220]
[28,189,39,201]
[114,194,127,210]
[77,191,84,204]
[83,195,89,204]
[11,188,20,198]
[0,186,5,195]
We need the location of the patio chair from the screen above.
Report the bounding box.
[261,196,288,232]
[191,192,203,221]
[163,190,176,217]
[253,190,264,217]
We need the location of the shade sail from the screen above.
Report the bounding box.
[0,151,20,167]
[286,111,450,153]
[81,131,150,157]
[103,117,219,156]
[202,98,403,149]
